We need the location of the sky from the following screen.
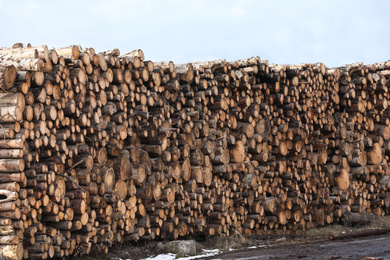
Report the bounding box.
[0,0,389,68]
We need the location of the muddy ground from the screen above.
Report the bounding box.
[208,234,390,259]
[83,214,390,260]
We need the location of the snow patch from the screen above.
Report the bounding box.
[247,245,266,249]
[142,253,177,260]
[132,248,222,260]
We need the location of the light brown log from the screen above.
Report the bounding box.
[69,199,86,215]
[373,124,390,140]
[101,167,115,190]
[0,190,18,203]
[0,66,17,90]
[130,165,146,186]
[0,160,24,173]
[0,58,44,71]
[121,49,145,61]
[0,208,21,219]
[229,141,246,163]
[0,129,15,139]
[114,154,131,181]
[367,143,383,165]
[0,184,19,193]
[0,243,23,260]
[0,150,23,159]
[54,45,80,57]
[114,179,127,201]
[175,63,194,83]
[94,148,107,166]
[0,236,19,245]
[0,107,22,123]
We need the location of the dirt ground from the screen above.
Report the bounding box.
[93,214,390,260]
[207,234,390,259]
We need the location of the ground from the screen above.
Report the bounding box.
[79,214,390,260]
[208,234,390,259]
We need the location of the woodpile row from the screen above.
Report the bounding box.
[0,44,389,259]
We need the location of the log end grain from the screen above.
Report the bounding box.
[2,66,17,89]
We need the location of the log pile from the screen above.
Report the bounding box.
[0,43,389,259]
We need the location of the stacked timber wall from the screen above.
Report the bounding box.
[0,44,389,259]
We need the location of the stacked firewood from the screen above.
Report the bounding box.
[0,44,389,259]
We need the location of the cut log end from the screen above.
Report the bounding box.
[1,66,17,90]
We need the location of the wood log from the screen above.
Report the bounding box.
[0,244,23,260]
[341,212,371,226]
[0,160,24,173]
[0,66,17,90]
[229,141,246,163]
[121,49,145,61]
[330,227,390,240]
[0,58,44,72]
[367,143,383,165]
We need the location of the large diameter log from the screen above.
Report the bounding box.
[349,151,367,167]
[367,143,383,165]
[0,190,18,203]
[130,165,146,186]
[0,150,23,159]
[229,141,246,163]
[0,92,24,110]
[0,58,44,72]
[114,155,131,181]
[94,148,107,166]
[0,160,24,173]
[0,227,14,236]
[0,66,17,90]
[114,179,127,201]
[329,227,390,240]
[0,243,23,260]
[236,122,254,138]
[121,49,145,61]
[0,140,24,149]
[153,61,175,73]
[75,155,94,171]
[181,159,191,182]
[0,202,16,212]
[175,64,194,83]
[0,129,14,139]
[341,212,371,226]
[69,199,86,214]
[0,45,48,60]
[0,208,21,219]
[211,149,230,165]
[0,183,19,192]
[0,107,22,123]
[335,168,350,191]
[54,45,80,57]
[0,236,19,245]
[101,167,115,190]
[263,197,277,213]
[190,149,204,166]
[373,124,390,140]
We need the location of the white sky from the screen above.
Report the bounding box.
[0,0,389,68]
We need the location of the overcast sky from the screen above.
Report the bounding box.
[0,0,389,68]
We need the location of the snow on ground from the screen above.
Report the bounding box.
[138,245,268,259]
[118,244,267,259]
[141,253,176,260]
[135,249,222,260]
[247,245,266,249]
